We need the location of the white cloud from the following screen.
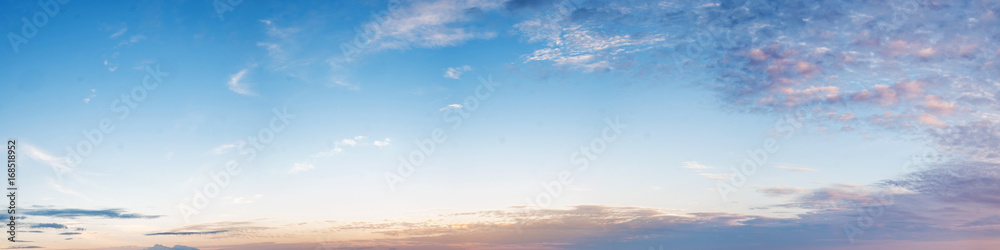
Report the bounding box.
[49,178,94,202]
[439,104,463,111]
[287,162,315,174]
[230,194,263,204]
[24,144,71,173]
[774,164,818,172]
[514,4,668,72]
[374,138,391,147]
[104,60,117,72]
[311,147,343,158]
[443,65,472,79]
[362,0,502,50]
[261,19,298,40]
[755,186,808,197]
[211,143,239,155]
[132,59,157,70]
[330,79,360,90]
[109,27,127,38]
[294,135,390,173]
[257,19,309,72]
[115,34,146,48]
[257,42,285,62]
[680,161,713,170]
[83,89,96,103]
[129,35,145,43]
[698,173,734,181]
[228,68,257,96]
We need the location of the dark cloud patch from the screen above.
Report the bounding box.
[24,208,161,219]
[145,230,228,236]
[961,215,1000,227]
[884,161,1000,205]
[297,204,1000,249]
[30,223,67,229]
[756,186,807,197]
[144,245,199,250]
[145,221,269,239]
[504,0,557,12]
[59,232,81,235]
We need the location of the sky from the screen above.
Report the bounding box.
[1,0,1000,249]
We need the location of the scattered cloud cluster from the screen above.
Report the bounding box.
[288,135,390,174]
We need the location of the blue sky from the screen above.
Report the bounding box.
[2,0,1000,249]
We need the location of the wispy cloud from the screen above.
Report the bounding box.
[774,164,818,172]
[82,88,95,103]
[23,144,70,172]
[115,34,146,48]
[145,230,228,236]
[287,162,315,174]
[48,179,94,202]
[210,143,239,155]
[373,138,391,148]
[439,104,463,111]
[257,19,314,74]
[24,208,161,219]
[143,244,199,250]
[109,27,127,38]
[697,173,733,181]
[755,186,808,198]
[145,221,268,238]
[104,59,117,72]
[961,216,1000,227]
[680,161,713,170]
[329,79,359,90]
[229,194,263,204]
[30,223,68,229]
[444,65,472,79]
[289,135,389,174]
[362,0,501,50]
[227,68,257,96]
